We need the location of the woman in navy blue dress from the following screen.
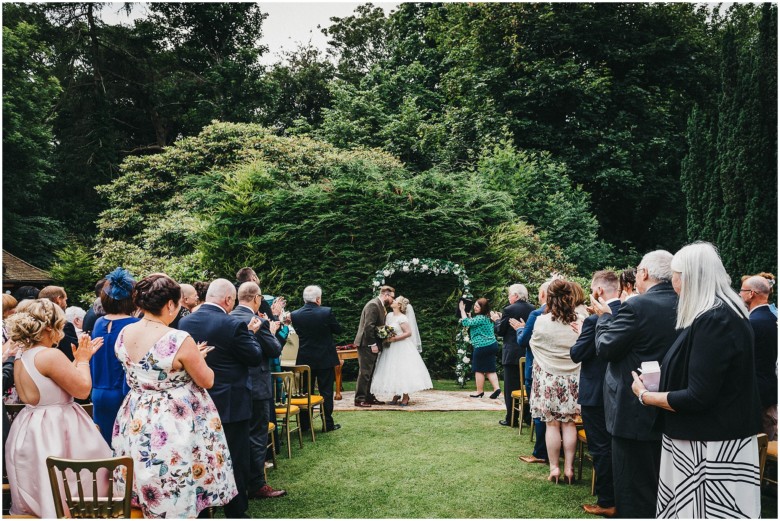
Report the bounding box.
[90,267,138,445]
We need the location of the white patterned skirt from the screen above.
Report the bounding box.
[656,434,761,519]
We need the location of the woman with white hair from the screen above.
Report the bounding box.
[631,242,762,518]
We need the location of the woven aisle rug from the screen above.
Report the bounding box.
[333,390,506,412]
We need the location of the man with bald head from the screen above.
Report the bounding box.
[740,275,778,440]
[169,284,198,329]
[179,278,264,518]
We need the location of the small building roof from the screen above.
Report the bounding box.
[2,250,52,285]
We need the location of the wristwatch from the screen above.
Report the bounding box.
[638,390,649,406]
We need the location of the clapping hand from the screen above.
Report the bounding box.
[247,316,262,333]
[271,297,286,317]
[72,334,103,363]
[2,339,21,362]
[509,318,525,331]
[589,296,612,317]
[489,311,501,321]
[269,320,281,335]
[570,321,582,335]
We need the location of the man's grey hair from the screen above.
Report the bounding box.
[237,282,261,303]
[206,278,236,302]
[303,285,322,303]
[745,276,772,295]
[508,284,529,302]
[65,306,86,322]
[639,250,674,283]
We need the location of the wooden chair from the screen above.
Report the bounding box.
[264,421,277,483]
[46,456,133,518]
[288,364,326,441]
[764,438,777,487]
[271,371,303,458]
[509,357,528,435]
[757,433,769,484]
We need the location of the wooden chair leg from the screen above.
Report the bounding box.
[308,409,316,442]
[578,439,584,480]
[285,418,292,459]
[296,415,304,449]
[519,398,524,435]
[591,463,596,495]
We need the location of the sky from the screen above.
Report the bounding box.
[102,2,402,65]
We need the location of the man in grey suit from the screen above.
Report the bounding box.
[231,282,286,499]
[353,286,395,407]
[592,251,679,519]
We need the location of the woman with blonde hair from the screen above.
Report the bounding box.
[631,242,762,518]
[371,296,432,406]
[4,299,110,518]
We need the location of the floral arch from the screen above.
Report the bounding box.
[371,258,474,387]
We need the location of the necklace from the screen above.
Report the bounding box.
[142,317,167,327]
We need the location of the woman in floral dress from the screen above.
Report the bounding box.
[529,279,588,485]
[112,274,237,518]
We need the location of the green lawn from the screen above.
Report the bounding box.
[226,381,778,518]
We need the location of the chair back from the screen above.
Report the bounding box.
[519,357,526,391]
[271,371,294,412]
[289,365,314,406]
[46,456,133,518]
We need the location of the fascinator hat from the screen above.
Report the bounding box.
[104,267,135,301]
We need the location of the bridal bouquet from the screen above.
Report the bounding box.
[376,325,396,340]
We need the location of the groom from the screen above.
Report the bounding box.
[353,285,395,407]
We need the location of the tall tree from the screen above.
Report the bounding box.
[2,4,65,266]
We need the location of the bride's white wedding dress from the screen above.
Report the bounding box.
[371,312,433,395]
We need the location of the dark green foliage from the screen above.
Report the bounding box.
[2,4,65,266]
[681,4,777,278]
[49,244,100,308]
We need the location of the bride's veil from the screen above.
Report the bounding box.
[406,303,422,353]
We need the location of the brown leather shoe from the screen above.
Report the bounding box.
[582,504,616,517]
[354,401,372,407]
[519,455,548,464]
[368,396,385,405]
[251,484,287,499]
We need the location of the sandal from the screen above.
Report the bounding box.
[389,395,401,405]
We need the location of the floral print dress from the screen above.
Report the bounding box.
[112,329,237,518]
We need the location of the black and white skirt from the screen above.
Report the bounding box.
[657,434,761,518]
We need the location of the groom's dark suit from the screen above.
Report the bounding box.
[354,297,386,404]
[179,302,263,518]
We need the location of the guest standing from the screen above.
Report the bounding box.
[529,280,587,484]
[512,281,551,464]
[82,278,107,335]
[289,285,343,431]
[592,250,678,518]
[631,242,762,518]
[179,278,262,518]
[38,286,79,362]
[619,268,638,302]
[570,271,621,517]
[114,274,238,518]
[230,282,287,499]
[5,299,110,518]
[740,274,778,441]
[90,267,139,445]
[493,284,535,427]
[459,297,501,399]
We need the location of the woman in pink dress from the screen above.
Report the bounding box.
[4,298,110,518]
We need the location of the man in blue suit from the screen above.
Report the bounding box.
[288,285,343,432]
[231,282,286,499]
[741,275,778,441]
[179,278,263,518]
[570,270,621,518]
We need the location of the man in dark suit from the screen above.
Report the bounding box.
[231,282,286,499]
[741,275,778,441]
[353,286,395,407]
[288,285,343,431]
[492,283,534,427]
[570,270,621,518]
[39,286,79,362]
[592,251,679,519]
[178,278,263,518]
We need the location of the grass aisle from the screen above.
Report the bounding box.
[245,410,598,518]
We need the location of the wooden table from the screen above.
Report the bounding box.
[334,349,358,400]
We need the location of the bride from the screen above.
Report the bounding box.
[370,296,432,406]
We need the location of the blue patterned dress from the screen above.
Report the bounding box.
[112,329,237,518]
